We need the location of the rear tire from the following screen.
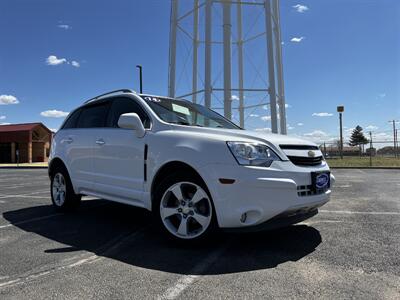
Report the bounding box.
[154,172,216,242]
[50,167,81,211]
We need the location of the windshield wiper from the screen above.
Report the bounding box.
[169,121,204,127]
[170,121,191,126]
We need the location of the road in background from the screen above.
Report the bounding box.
[0,169,399,299]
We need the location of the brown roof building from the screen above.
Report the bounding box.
[0,123,52,163]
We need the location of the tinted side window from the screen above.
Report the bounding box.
[76,103,109,128]
[62,109,81,129]
[107,97,150,128]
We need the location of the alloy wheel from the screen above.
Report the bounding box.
[52,173,66,207]
[160,181,212,239]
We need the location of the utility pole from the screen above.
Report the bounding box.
[396,129,399,158]
[389,120,398,158]
[369,131,373,167]
[136,65,143,94]
[337,106,344,159]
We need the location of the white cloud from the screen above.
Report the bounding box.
[0,122,11,125]
[231,95,239,101]
[373,132,392,140]
[49,128,58,132]
[0,115,5,120]
[46,56,81,68]
[261,115,271,121]
[263,105,269,110]
[312,112,333,117]
[297,122,304,126]
[255,127,272,133]
[304,130,328,137]
[277,103,291,109]
[289,132,336,144]
[290,37,305,43]
[288,125,295,130]
[0,95,19,105]
[378,93,386,98]
[261,114,280,121]
[249,114,259,117]
[58,24,70,30]
[293,4,309,13]
[365,125,378,131]
[40,110,69,118]
[46,55,67,66]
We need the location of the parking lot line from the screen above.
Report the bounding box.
[0,190,49,199]
[0,213,62,230]
[159,243,229,300]
[0,228,146,290]
[320,210,400,216]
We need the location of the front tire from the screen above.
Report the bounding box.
[50,168,81,211]
[154,172,215,241]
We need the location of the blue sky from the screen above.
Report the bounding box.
[0,0,399,145]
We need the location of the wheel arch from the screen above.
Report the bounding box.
[150,161,210,208]
[48,157,80,195]
[48,157,68,177]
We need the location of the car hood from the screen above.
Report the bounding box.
[170,126,318,159]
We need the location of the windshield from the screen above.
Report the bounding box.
[142,95,241,129]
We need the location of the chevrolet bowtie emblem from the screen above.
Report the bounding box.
[308,150,316,157]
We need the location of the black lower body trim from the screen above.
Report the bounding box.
[223,209,318,233]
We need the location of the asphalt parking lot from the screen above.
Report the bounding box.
[0,169,399,299]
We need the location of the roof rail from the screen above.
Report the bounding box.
[84,89,136,104]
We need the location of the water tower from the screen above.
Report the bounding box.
[168,0,286,134]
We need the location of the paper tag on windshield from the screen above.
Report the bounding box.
[172,103,190,115]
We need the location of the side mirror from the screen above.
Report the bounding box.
[117,113,146,138]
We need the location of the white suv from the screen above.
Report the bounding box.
[49,89,334,241]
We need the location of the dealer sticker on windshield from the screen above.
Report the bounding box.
[172,103,190,115]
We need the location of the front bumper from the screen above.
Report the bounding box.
[198,160,334,228]
[223,208,318,232]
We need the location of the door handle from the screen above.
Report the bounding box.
[95,139,105,146]
[62,138,73,144]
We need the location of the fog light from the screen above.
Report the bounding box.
[240,213,247,223]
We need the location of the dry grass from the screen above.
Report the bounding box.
[326,156,400,167]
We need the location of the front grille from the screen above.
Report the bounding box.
[297,184,328,197]
[287,155,323,166]
[280,144,319,150]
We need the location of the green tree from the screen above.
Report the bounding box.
[349,125,369,156]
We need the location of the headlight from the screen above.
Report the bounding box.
[227,142,280,167]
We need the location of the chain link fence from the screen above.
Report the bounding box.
[318,140,400,167]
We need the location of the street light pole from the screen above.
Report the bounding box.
[337,106,344,159]
[136,65,143,94]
